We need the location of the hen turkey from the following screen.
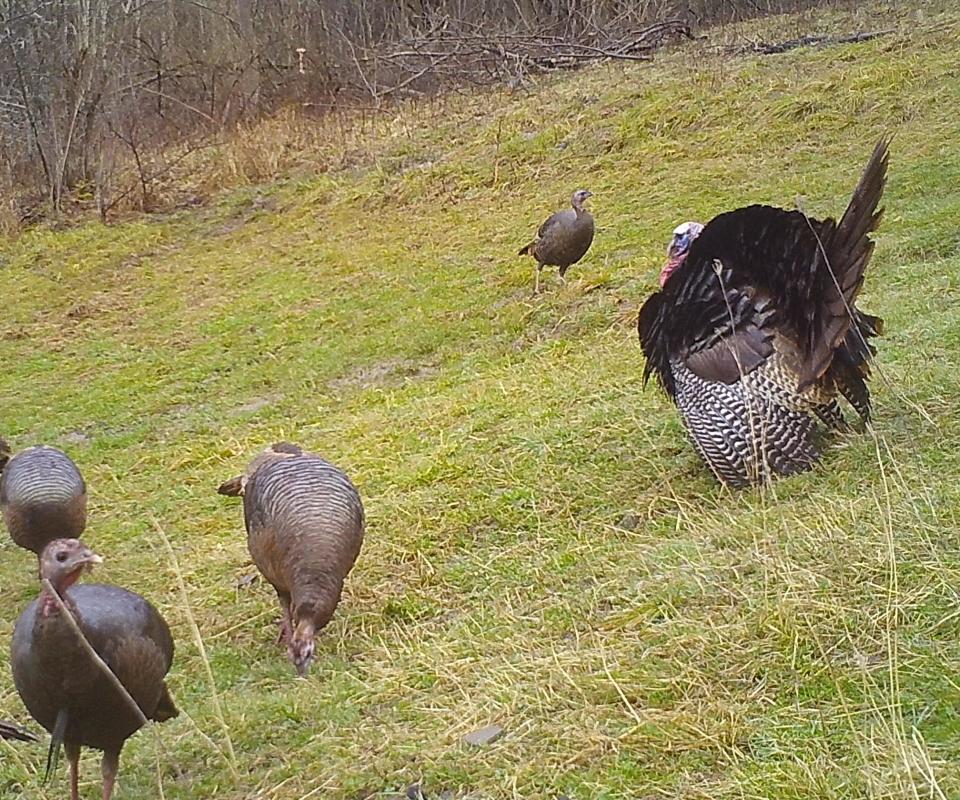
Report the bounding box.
[217,442,365,677]
[11,538,178,800]
[638,139,889,487]
[519,189,595,293]
[1,444,87,557]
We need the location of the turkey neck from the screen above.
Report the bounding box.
[39,571,82,618]
[289,562,342,629]
[572,200,589,217]
[33,578,90,681]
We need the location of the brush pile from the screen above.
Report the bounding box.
[354,19,695,101]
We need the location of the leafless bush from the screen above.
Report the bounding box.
[0,0,836,222]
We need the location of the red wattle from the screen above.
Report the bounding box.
[659,255,685,287]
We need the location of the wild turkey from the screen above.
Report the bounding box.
[519,189,595,293]
[1,445,87,556]
[0,719,37,742]
[638,138,889,487]
[218,442,365,676]
[11,538,178,800]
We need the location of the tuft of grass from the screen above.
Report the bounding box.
[3,1,960,798]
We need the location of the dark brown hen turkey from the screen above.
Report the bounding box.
[519,189,595,293]
[218,442,365,676]
[11,538,178,800]
[638,138,889,488]
[0,444,87,556]
[0,719,38,742]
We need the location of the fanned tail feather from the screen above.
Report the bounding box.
[800,135,890,388]
[856,311,884,337]
[829,309,885,422]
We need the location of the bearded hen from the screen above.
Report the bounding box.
[638,139,889,488]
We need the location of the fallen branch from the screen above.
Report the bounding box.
[350,17,694,101]
[734,29,894,55]
[378,51,457,99]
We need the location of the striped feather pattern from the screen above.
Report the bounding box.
[672,354,833,487]
[242,451,364,640]
[0,446,87,553]
[244,457,364,557]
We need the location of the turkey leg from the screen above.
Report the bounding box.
[275,591,293,645]
[101,750,119,800]
[65,743,81,800]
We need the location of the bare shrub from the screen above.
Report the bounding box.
[0,0,839,222]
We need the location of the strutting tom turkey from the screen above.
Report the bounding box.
[11,539,178,800]
[218,442,365,676]
[519,189,595,293]
[0,444,87,556]
[638,139,889,488]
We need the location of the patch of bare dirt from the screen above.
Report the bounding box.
[328,357,439,391]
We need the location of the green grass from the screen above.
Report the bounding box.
[3,2,960,798]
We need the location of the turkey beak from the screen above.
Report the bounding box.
[292,649,314,677]
[82,549,103,570]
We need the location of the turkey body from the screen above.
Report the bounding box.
[522,209,595,271]
[11,583,178,760]
[1,445,86,554]
[520,190,595,292]
[220,443,365,675]
[638,139,889,487]
[245,454,364,630]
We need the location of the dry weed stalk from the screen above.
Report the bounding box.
[151,516,240,784]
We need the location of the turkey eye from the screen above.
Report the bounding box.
[56,551,68,563]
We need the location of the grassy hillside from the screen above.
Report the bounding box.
[2,2,960,798]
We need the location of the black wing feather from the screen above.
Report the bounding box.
[639,137,888,401]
